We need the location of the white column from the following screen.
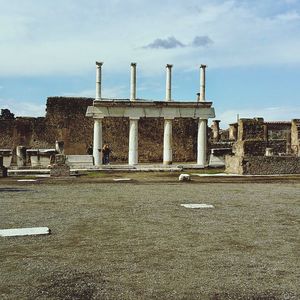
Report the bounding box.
[197,119,207,166]
[130,63,137,101]
[95,61,103,101]
[93,119,102,166]
[199,64,206,102]
[163,119,172,165]
[163,64,173,164]
[166,64,173,101]
[129,118,138,165]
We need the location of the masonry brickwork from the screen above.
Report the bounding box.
[0,97,201,163]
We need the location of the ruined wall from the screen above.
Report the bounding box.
[291,119,300,156]
[226,155,300,175]
[0,97,200,163]
[0,117,49,149]
[237,118,265,141]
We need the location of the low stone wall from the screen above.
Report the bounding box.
[225,155,300,175]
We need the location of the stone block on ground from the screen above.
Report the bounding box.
[179,174,191,181]
[50,164,70,177]
[0,227,50,237]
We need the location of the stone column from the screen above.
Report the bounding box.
[211,120,220,142]
[129,118,139,165]
[95,61,103,101]
[199,64,206,102]
[130,63,137,101]
[93,119,102,166]
[166,64,172,101]
[197,119,207,166]
[229,124,238,141]
[163,119,173,165]
[163,64,173,165]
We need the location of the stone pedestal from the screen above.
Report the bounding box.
[50,154,70,177]
[16,146,26,167]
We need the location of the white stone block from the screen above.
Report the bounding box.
[0,227,50,237]
[179,174,191,181]
[181,204,214,209]
[113,178,132,181]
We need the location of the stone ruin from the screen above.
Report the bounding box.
[0,156,8,177]
[49,154,70,177]
[225,118,300,175]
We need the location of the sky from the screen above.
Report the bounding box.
[0,0,300,128]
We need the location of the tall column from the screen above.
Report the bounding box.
[163,119,172,165]
[130,63,137,101]
[199,64,206,102]
[95,61,103,101]
[197,119,207,166]
[93,119,102,166]
[166,64,173,101]
[129,118,139,165]
[163,64,173,165]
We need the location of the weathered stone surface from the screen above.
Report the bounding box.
[0,156,8,177]
[237,118,265,141]
[225,155,300,175]
[50,164,70,177]
[291,119,300,156]
[0,97,202,163]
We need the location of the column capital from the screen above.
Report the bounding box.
[200,64,207,69]
[96,61,103,67]
[166,64,173,68]
[131,62,137,66]
[129,117,140,120]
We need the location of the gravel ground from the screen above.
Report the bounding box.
[0,176,299,299]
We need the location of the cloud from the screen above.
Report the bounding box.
[143,36,185,49]
[0,0,299,76]
[143,35,213,50]
[191,35,213,47]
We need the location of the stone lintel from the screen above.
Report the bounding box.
[93,99,213,108]
[86,101,215,119]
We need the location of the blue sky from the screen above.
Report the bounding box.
[0,0,300,128]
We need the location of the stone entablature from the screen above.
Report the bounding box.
[86,100,215,120]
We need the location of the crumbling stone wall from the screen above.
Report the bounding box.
[0,97,201,163]
[225,117,299,175]
[226,155,300,175]
[291,119,300,156]
[237,118,265,141]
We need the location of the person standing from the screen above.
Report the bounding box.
[102,144,111,164]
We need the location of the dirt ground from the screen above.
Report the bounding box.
[0,173,299,299]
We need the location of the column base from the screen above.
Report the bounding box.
[163,161,173,165]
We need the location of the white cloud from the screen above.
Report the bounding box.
[0,0,299,76]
